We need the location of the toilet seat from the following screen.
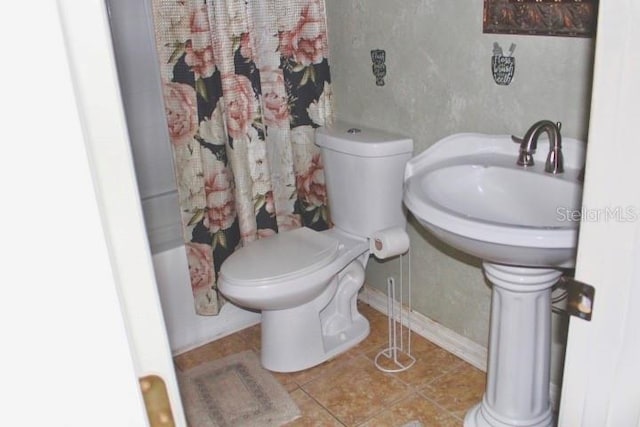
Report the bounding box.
[220,227,340,287]
[218,227,369,311]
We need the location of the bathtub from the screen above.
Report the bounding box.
[106,0,260,357]
[143,191,260,355]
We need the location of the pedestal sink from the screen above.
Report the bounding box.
[403,133,585,427]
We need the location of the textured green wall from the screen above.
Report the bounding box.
[325,0,595,384]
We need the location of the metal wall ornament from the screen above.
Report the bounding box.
[371,49,387,86]
[492,42,516,86]
[483,0,598,38]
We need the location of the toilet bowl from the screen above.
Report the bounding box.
[218,121,413,372]
[220,227,370,372]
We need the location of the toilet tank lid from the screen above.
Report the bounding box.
[220,227,339,283]
[316,121,413,157]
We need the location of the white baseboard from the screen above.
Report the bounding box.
[358,285,560,409]
[359,285,488,371]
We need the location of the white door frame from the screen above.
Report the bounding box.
[56,0,186,424]
[559,1,640,425]
[2,0,185,425]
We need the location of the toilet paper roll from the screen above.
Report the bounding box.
[369,227,410,259]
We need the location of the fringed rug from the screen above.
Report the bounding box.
[177,350,300,427]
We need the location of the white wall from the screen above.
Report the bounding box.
[106,0,176,199]
[106,0,183,254]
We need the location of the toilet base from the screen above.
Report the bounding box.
[260,260,369,372]
[260,306,369,372]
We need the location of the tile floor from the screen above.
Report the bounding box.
[174,302,486,427]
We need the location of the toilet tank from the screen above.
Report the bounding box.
[315,122,414,237]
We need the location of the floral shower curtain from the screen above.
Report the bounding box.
[151,0,333,315]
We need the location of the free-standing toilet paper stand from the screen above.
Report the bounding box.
[369,228,415,373]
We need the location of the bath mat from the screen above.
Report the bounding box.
[177,350,300,427]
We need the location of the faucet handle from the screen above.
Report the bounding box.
[556,122,562,132]
[511,135,524,144]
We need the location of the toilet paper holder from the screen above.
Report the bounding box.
[370,236,416,373]
[369,227,410,260]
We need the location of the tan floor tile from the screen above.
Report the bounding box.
[302,355,412,426]
[357,302,388,322]
[236,323,261,351]
[418,363,486,419]
[283,389,345,427]
[176,301,486,427]
[271,372,300,392]
[173,333,253,371]
[345,308,396,356]
[358,393,460,427]
[283,349,356,386]
[235,325,359,387]
[366,334,465,389]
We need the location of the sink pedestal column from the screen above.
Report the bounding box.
[465,263,561,427]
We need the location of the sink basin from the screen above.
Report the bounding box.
[403,133,585,267]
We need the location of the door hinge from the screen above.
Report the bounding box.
[139,375,175,427]
[558,276,595,321]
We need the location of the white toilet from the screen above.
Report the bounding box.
[218,121,413,372]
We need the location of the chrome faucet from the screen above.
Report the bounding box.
[511,120,564,174]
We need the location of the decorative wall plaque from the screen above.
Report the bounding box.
[371,49,387,86]
[483,0,598,38]
[492,42,516,86]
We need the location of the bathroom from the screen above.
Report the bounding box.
[7,0,640,425]
[80,0,636,425]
